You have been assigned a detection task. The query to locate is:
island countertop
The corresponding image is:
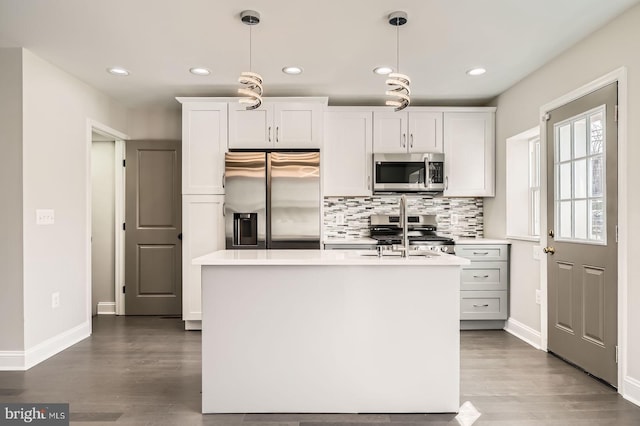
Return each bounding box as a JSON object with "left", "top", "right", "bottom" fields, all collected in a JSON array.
[{"left": 193, "top": 249, "right": 470, "bottom": 266}]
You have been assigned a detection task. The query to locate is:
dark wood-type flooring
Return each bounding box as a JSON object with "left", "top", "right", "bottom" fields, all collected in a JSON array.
[{"left": 1, "top": 316, "right": 639, "bottom": 425}]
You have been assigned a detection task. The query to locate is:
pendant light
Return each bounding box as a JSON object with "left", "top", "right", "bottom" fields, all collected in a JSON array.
[
  {"left": 385, "top": 11, "right": 411, "bottom": 112},
  {"left": 238, "top": 10, "right": 263, "bottom": 110}
]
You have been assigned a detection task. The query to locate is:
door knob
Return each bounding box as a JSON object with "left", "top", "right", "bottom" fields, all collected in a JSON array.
[{"left": 543, "top": 246, "right": 555, "bottom": 254}]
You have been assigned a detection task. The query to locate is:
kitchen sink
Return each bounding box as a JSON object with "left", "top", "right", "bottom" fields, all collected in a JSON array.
[{"left": 357, "top": 250, "right": 441, "bottom": 258}]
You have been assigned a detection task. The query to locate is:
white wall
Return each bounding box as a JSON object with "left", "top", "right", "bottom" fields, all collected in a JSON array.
[
  {"left": 91, "top": 141, "right": 116, "bottom": 316},
  {"left": 127, "top": 106, "right": 180, "bottom": 140},
  {"left": 21, "top": 49, "right": 128, "bottom": 353},
  {"left": 485, "top": 3, "right": 640, "bottom": 399},
  {"left": 0, "top": 48, "right": 25, "bottom": 352}
]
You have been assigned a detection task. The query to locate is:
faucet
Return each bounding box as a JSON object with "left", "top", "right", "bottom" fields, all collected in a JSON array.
[{"left": 398, "top": 194, "right": 409, "bottom": 257}]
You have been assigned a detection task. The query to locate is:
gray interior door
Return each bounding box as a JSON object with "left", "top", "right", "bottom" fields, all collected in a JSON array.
[
  {"left": 125, "top": 140, "right": 182, "bottom": 315},
  {"left": 546, "top": 83, "right": 618, "bottom": 386}
]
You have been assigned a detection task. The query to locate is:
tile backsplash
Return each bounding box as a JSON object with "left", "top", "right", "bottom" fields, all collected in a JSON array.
[{"left": 324, "top": 196, "right": 483, "bottom": 240}]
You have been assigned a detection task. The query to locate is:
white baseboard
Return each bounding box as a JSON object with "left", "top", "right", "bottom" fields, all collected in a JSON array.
[
  {"left": 97, "top": 302, "right": 116, "bottom": 315},
  {"left": 0, "top": 351, "right": 26, "bottom": 370},
  {"left": 623, "top": 376, "right": 640, "bottom": 407},
  {"left": 0, "top": 321, "right": 92, "bottom": 371},
  {"left": 504, "top": 317, "right": 542, "bottom": 350},
  {"left": 185, "top": 320, "right": 201, "bottom": 331}
]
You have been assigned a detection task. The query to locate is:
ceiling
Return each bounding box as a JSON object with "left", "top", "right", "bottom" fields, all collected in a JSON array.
[{"left": 1, "top": 0, "right": 638, "bottom": 110}]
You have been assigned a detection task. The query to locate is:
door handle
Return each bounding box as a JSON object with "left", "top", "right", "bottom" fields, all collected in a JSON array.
[
  {"left": 276, "top": 126, "right": 279, "bottom": 143},
  {"left": 410, "top": 133, "right": 414, "bottom": 149},
  {"left": 268, "top": 126, "right": 272, "bottom": 142},
  {"left": 178, "top": 233, "right": 182, "bottom": 241},
  {"left": 402, "top": 133, "right": 406, "bottom": 148},
  {"left": 222, "top": 172, "right": 225, "bottom": 189},
  {"left": 445, "top": 176, "right": 448, "bottom": 190},
  {"left": 543, "top": 246, "right": 555, "bottom": 255}
]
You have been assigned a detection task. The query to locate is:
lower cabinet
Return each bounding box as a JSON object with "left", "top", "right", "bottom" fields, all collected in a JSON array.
[
  {"left": 182, "top": 195, "right": 225, "bottom": 330},
  {"left": 456, "top": 244, "right": 509, "bottom": 329}
]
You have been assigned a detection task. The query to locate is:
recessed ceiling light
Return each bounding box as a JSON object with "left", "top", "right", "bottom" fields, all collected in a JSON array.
[
  {"left": 282, "top": 66, "right": 303, "bottom": 75},
  {"left": 190, "top": 67, "right": 211, "bottom": 76},
  {"left": 466, "top": 67, "right": 486, "bottom": 76},
  {"left": 107, "top": 67, "right": 130, "bottom": 76},
  {"left": 373, "top": 66, "right": 393, "bottom": 75}
]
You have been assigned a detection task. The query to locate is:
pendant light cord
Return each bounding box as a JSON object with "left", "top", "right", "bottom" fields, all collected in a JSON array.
[
  {"left": 396, "top": 22, "right": 400, "bottom": 73},
  {"left": 249, "top": 24, "right": 253, "bottom": 72}
]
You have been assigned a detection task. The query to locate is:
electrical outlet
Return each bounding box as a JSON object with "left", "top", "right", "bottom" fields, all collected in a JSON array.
[
  {"left": 36, "top": 209, "right": 55, "bottom": 225},
  {"left": 336, "top": 213, "right": 345, "bottom": 225},
  {"left": 52, "top": 292, "right": 60, "bottom": 309},
  {"left": 535, "top": 289, "right": 541, "bottom": 305},
  {"left": 450, "top": 214, "right": 459, "bottom": 225}
]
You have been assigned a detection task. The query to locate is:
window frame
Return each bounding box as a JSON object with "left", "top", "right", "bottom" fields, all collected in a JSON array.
[{"left": 506, "top": 126, "right": 541, "bottom": 242}]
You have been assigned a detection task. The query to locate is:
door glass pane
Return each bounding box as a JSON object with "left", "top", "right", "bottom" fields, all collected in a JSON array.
[
  {"left": 560, "top": 163, "right": 572, "bottom": 200},
  {"left": 553, "top": 104, "right": 606, "bottom": 245},
  {"left": 589, "top": 199, "right": 604, "bottom": 241},
  {"left": 559, "top": 124, "right": 572, "bottom": 162},
  {"left": 574, "top": 118, "right": 587, "bottom": 158},
  {"left": 574, "top": 200, "right": 587, "bottom": 239},
  {"left": 574, "top": 159, "right": 587, "bottom": 198},
  {"left": 590, "top": 112, "right": 604, "bottom": 154},
  {"left": 560, "top": 201, "right": 572, "bottom": 239},
  {"left": 589, "top": 156, "right": 604, "bottom": 197}
]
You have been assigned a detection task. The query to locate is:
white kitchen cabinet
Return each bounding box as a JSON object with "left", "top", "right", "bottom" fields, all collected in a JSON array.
[
  {"left": 323, "top": 110, "right": 373, "bottom": 196},
  {"left": 228, "top": 101, "right": 324, "bottom": 149},
  {"left": 182, "top": 195, "right": 225, "bottom": 330},
  {"left": 456, "top": 243, "right": 509, "bottom": 330},
  {"left": 373, "top": 110, "right": 443, "bottom": 153},
  {"left": 443, "top": 110, "right": 495, "bottom": 197},
  {"left": 180, "top": 101, "right": 227, "bottom": 194}
]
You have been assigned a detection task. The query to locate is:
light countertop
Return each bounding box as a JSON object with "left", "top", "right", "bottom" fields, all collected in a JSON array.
[
  {"left": 194, "top": 249, "right": 470, "bottom": 266},
  {"left": 455, "top": 238, "right": 511, "bottom": 245}
]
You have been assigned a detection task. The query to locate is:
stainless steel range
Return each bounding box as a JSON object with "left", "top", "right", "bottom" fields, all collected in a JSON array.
[{"left": 369, "top": 214, "right": 455, "bottom": 254}]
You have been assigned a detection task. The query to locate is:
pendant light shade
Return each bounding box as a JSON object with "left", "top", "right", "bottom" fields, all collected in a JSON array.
[
  {"left": 238, "top": 10, "right": 263, "bottom": 110},
  {"left": 385, "top": 11, "right": 410, "bottom": 112}
]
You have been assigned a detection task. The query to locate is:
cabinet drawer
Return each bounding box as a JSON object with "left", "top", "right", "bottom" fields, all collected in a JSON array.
[
  {"left": 460, "top": 262, "right": 507, "bottom": 291},
  {"left": 456, "top": 245, "right": 508, "bottom": 261},
  {"left": 460, "top": 291, "right": 507, "bottom": 320}
]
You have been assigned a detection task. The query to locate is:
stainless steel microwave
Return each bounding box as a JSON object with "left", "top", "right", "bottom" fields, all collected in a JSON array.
[{"left": 373, "top": 153, "right": 445, "bottom": 193}]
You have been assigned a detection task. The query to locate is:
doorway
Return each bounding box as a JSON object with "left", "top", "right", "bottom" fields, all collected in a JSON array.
[
  {"left": 89, "top": 123, "right": 126, "bottom": 316},
  {"left": 545, "top": 83, "right": 618, "bottom": 386}
]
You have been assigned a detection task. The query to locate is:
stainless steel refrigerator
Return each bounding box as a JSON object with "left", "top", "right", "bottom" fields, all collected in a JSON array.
[{"left": 224, "top": 151, "right": 321, "bottom": 249}]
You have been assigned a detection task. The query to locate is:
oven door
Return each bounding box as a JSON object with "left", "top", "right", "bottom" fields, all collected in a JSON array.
[{"left": 373, "top": 153, "right": 427, "bottom": 193}]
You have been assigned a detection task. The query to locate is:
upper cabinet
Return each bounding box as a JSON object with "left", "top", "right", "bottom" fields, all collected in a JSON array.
[
  {"left": 179, "top": 101, "right": 228, "bottom": 195},
  {"left": 229, "top": 100, "right": 325, "bottom": 149},
  {"left": 323, "top": 109, "right": 373, "bottom": 196},
  {"left": 443, "top": 110, "right": 495, "bottom": 197},
  {"left": 373, "top": 110, "right": 443, "bottom": 153}
]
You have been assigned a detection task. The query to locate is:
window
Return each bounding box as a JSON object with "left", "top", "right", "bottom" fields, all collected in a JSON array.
[
  {"left": 553, "top": 106, "right": 606, "bottom": 244},
  {"left": 506, "top": 127, "right": 541, "bottom": 241}
]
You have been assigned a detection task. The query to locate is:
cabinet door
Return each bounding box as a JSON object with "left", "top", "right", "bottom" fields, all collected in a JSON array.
[
  {"left": 228, "top": 103, "right": 274, "bottom": 149},
  {"left": 274, "top": 102, "right": 323, "bottom": 148},
  {"left": 182, "top": 102, "right": 227, "bottom": 194},
  {"left": 373, "top": 111, "right": 408, "bottom": 153},
  {"left": 408, "top": 111, "right": 443, "bottom": 153},
  {"left": 443, "top": 111, "right": 495, "bottom": 197},
  {"left": 323, "top": 111, "right": 373, "bottom": 196},
  {"left": 182, "top": 195, "right": 224, "bottom": 322}
]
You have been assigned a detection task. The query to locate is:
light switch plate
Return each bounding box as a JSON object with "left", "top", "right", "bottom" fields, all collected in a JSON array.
[
  {"left": 335, "top": 213, "right": 345, "bottom": 225},
  {"left": 451, "top": 214, "right": 459, "bottom": 225},
  {"left": 36, "top": 209, "right": 55, "bottom": 225},
  {"left": 532, "top": 245, "right": 542, "bottom": 260}
]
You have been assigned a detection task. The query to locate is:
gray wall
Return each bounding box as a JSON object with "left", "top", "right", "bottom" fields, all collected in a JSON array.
[
  {"left": 0, "top": 48, "right": 24, "bottom": 351},
  {"left": 91, "top": 141, "right": 116, "bottom": 315},
  {"left": 485, "top": 3, "right": 640, "bottom": 388},
  {"left": 21, "top": 48, "right": 128, "bottom": 350}
]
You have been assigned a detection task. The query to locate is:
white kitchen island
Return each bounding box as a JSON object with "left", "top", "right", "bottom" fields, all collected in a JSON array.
[{"left": 194, "top": 249, "right": 470, "bottom": 414}]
